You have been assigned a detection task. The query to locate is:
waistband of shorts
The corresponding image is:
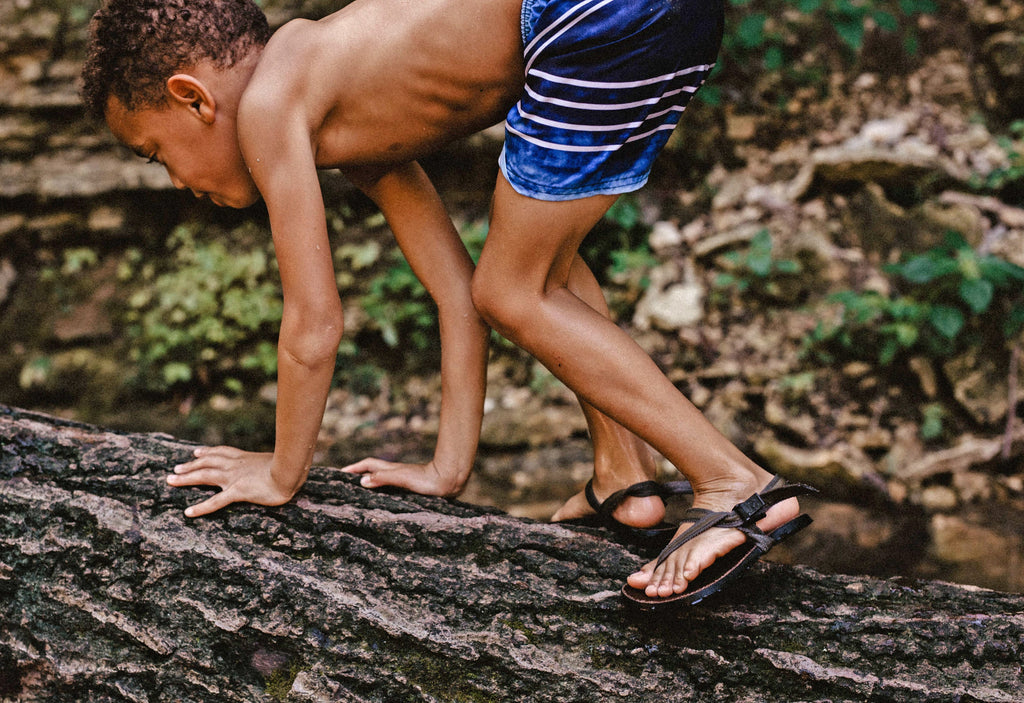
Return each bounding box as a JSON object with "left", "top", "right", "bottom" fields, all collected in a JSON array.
[{"left": 520, "top": 0, "right": 540, "bottom": 46}]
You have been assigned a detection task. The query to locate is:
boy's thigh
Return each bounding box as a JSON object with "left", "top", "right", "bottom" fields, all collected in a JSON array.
[{"left": 481, "top": 174, "right": 618, "bottom": 289}]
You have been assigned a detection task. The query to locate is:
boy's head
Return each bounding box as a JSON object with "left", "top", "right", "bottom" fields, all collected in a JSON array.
[
  {"left": 81, "top": 0, "right": 270, "bottom": 120},
  {"left": 82, "top": 0, "right": 271, "bottom": 209}
]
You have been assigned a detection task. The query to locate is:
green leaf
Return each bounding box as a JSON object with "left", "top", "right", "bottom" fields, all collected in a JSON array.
[
  {"left": 1005, "top": 306, "right": 1024, "bottom": 338},
  {"left": 879, "top": 339, "right": 899, "bottom": 365},
  {"left": 746, "top": 249, "right": 773, "bottom": 277},
  {"left": 873, "top": 10, "right": 899, "bottom": 31},
  {"left": 223, "top": 377, "right": 244, "bottom": 394},
  {"left": 899, "top": 0, "right": 936, "bottom": 15},
  {"left": 956, "top": 248, "right": 982, "bottom": 279},
  {"left": 162, "top": 362, "right": 193, "bottom": 386},
  {"left": 959, "top": 278, "right": 994, "bottom": 313},
  {"left": 980, "top": 256, "right": 1024, "bottom": 285},
  {"left": 736, "top": 13, "right": 767, "bottom": 49},
  {"left": 764, "top": 45, "right": 784, "bottom": 71},
  {"left": 920, "top": 403, "right": 945, "bottom": 440},
  {"left": 604, "top": 196, "right": 641, "bottom": 230},
  {"left": 834, "top": 18, "right": 865, "bottom": 50},
  {"left": 903, "top": 33, "right": 919, "bottom": 56},
  {"left": 898, "top": 255, "right": 941, "bottom": 283},
  {"left": 943, "top": 230, "right": 971, "bottom": 252},
  {"left": 893, "top": 322, "right": 919, "bottom": 348},
  {"left": 929, "top": 305, "right": 964, "bottom": 339}
]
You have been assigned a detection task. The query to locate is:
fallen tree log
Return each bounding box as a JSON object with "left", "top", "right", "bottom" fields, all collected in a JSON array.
[{"left": 1, "top": 404, "right": 1022, "bottom": 703}]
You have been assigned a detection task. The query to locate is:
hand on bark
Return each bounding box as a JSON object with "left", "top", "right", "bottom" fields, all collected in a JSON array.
[
  {"left": 341, "top": 457, "right": 468, "bottom": 497},
  {"left": 168, "top": 446, "right": 300, "bottom": 517}
]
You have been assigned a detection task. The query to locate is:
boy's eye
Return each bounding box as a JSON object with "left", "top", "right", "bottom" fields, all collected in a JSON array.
[{"left": 147, "top": 155, "right": 159, "bottom": 165}]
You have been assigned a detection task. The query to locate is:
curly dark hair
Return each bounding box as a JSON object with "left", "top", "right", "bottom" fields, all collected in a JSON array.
[{"left": 80, "top": 0, "right": 271, "bottom": 119}]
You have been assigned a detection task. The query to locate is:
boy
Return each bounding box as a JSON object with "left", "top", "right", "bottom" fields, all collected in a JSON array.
[{"left": 82, "top": 0, "right": 813, "bottom": 607}]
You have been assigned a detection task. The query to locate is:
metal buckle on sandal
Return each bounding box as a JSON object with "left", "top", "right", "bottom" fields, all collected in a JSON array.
[{"left": 733, "top": 493, "right": 768, "bottom": 522}]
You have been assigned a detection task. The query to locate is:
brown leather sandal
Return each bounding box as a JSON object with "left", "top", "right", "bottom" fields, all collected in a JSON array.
[{"left": 621, "top": 476, "right": 816, "bottom": 607}]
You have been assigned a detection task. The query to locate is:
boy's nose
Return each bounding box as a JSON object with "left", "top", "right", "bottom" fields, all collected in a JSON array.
[{"left": 168, "top": 172, "right": 187, "bottom": 190}]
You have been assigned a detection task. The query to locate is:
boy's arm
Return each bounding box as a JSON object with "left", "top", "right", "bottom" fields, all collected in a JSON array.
[
  {"left": 342, "top": 161, "right": 489, "bottom": 494},
  {"left": 169, "top": 111, "right": 343, "bottom": 517}
]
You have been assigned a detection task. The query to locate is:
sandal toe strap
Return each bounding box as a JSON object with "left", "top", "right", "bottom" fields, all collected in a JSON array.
[
  {"left": 653, "top": 508, "right": 739, "bottom": 569},
  {"left": 652, "top": 476, "right": 818, "bottom": 568}
]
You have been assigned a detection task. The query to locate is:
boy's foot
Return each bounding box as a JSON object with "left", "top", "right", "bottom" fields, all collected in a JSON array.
[
  {"left": 553, "top": 478, "right": 692, "bottom": 543},
  {"left": 624, "top": 474, "right": 810, "bottom": 601},
  {"left": 551, "top": 475, "right": 668, "bottom": 530}
]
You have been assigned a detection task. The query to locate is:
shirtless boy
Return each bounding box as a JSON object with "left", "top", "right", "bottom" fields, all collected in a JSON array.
[{"left": 82, "top": 0, "right": 813, "bottom": 606}]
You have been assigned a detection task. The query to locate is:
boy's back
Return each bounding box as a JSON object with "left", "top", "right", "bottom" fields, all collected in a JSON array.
[{"left": 248, "top": 0, "right": 525, "bottom": 170}]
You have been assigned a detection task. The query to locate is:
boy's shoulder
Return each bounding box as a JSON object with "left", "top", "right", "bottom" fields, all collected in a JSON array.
[
  {"left": 237, "top": 18, "right": 335, "bottom": 137},
  {"left": 246, "top": 19, "right": 317, "bottom": 98}
]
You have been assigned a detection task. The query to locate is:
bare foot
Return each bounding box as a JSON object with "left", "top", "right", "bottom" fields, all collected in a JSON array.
[
  {"left": 341, "top": 457, "right": 467, "bottom": 497},
  {"left": 625, "top": 476, "right": 801, "bottom": 599}
]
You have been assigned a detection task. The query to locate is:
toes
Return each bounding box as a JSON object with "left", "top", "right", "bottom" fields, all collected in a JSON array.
[
  {"left": 642, "top": 559, "right": 687, "bottom": 598},
  {"left": 626, "top": 563, "right": 654, "bottom": 589}
]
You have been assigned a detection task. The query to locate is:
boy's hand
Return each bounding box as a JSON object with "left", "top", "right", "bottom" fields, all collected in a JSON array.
[
  {"left": 168, "top": 447, "right": 298, "bottom": 518},
  {"left": 341, "top": 457, "right": 468, "bottom": 497}
]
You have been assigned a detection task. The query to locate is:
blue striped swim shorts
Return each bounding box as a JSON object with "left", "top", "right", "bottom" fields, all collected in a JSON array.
[{"left": 500, "top": 0, "right": 724, "bottom": 201}]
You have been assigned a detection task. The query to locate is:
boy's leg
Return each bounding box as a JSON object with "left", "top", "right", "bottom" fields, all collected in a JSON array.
[
  {"left": 558, "top": 254, "right": 664, "bottom": 528},
  {"left": 473, "top": 175, "right": 801, "bottom": 597}
]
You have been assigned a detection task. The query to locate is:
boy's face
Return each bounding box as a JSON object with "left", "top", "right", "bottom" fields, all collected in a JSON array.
[{"left": 105, "top": 95, "right": 260, "bottom": 209}]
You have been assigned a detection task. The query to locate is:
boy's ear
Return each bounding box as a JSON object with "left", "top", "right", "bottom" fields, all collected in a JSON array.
[{"left": 165, "top": 74, "right": 216, "bottom": 123}]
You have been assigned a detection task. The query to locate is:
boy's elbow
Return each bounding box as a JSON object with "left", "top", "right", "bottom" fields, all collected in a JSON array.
[{"left": 280, "top": 311, "right": 344, "bottom": 369}]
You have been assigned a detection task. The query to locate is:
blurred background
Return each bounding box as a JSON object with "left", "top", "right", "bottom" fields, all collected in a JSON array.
[{"left": 1, "top": 0, "right": 1022, "bottom": 592}]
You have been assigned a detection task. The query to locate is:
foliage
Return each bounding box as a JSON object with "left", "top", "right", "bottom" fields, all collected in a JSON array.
[
  {"left": 713, "top": 229, "right": 802, "bottom": 298},
  {"left": 704, "top": 0, "right": 937, "bottom": 107},
  {"left": 920, "top": 402, "right": 947, "bottom": 440},
  {"left": 123, "top": 223, "right": 283, "bottom": 392},
  {"left": 360, "top": 249, "right": 437, "bottom": 350},
  {"left": 806, "top": 232, "right": 1024, "bottom": 367},
  {"left": 358, "top": 203, "right": 657, "bottom": 355},
  {"left": 583, "top": 195, "right": 657, "bottom": 286},
  {"left": 972, "top": 120, "right": 1024, "bottom": 200}
]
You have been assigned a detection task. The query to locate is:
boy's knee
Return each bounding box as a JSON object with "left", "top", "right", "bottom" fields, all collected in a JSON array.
[
  {"left": 470, "top": 270, "right": 502, "bottom": 325},
  {"left": 471, "top": 269, "right": 526, "bottom": 334}
]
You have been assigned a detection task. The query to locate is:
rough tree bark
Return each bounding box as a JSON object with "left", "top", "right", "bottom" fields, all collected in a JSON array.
[{"left": 1, "top": 404, "right": 1022, "bottom": 703}]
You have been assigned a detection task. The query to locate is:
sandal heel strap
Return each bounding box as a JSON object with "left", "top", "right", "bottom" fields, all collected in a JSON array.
[{"left": 588, "top": 479, "right": 694, "bottom": 517}]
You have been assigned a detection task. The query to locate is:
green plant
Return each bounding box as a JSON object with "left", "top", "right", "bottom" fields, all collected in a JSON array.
[
  {"left": 973, "top": 120, "right": 1024, "bottom": 197},
  {"left": 920, "top": 402, "right": 947, "bottom": 440},
  {"left": 123, "top": 223, "right": 284, "bottom": 392},
  {"left": 264, "top": 661, "right": 302, "bottom": 701},
  {"left": 360, "top": 250, "right": 435, "bottom": 350},
  {"left": 357, "top": 219, "right": 495, "bottom": 354},
  {"left": 60, "top": 247, "right": 100, "bottom": 275},
  {"left": 714, "top": 229, "right": 802, "bottom": 297},
  {"left": 807, "top": 232, "right": 1024, "bottom": 367},
  {"left": 580, "top": 196, "right": 654, "bottom": 285},
  {"left": 712, "top": 0, "right": 937, "bottom": 107}
]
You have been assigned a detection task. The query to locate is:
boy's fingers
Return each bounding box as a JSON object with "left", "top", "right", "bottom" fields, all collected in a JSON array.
[
  {"left": 340, "top": 457, "right": 388, "bottom": 473},
  {"left": 184, "top": 490, "right": 234, "bottom": 518},
  {"left": 167, "top": 468, "right": 222, "bottom": 488},
  {"left": 174, "top": 447, "right": 243, "bottom": 473},
  {"left": 173, "top": 458, "right": 213, "bottom": 474},
  {"left": 195, "top": 445, "right": 244, "bottom": 459}
]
